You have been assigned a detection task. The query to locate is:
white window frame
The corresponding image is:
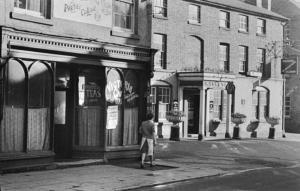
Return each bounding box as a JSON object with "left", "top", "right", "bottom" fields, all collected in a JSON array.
[
  {"left": 257, "top": 18, "right": 266, "bottom": 35},
  {"left": 239, "top": 46, "right": 248, "bottom": 73},
  {"left": 153, "top": 33, "right": 167, "bottom": 69},
  {"left": 219, "top": 11, "right": 230, "bottom": 28},
  {"left": 219, "top": 43, "right": 229, "bottom": 72},
  {"left": 239, "top": 15, "right": 248, "bottom": 32},
  {"left": 153, "top": 0, "right": 167, "bottom": 17},
  {"left": 256, "top": 48, "right": 265, "bottom": 73},
  {"left": 14, "top": 0, "right": 48, "bottom": 18},
  {"left": 188, "top": 4, "right": 201, "bottom": 23},
  {"left": 113, "top": 0, "right": 135, "bottom": 32}
]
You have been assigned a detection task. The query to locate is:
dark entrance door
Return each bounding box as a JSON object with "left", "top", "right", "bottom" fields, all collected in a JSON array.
[
  {"left": 184, "top": 89, "right": 200, "bottom": 135},
  {"left": 54, "top": 65, "right": 72, "bottom": 158}
]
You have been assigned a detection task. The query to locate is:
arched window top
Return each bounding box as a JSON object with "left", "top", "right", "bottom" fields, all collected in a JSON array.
[
  {"left": 253, "top": 86, "right": 269, "bottom": 92},
  {"left": 106, "top": 68, "right": 123, "bottom": 105},
  {"left": 151, "top": 80, "right": 171, "bottom": 87}
]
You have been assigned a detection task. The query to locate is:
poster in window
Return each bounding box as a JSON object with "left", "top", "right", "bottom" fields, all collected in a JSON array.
[{"left": 106, "top": 105, "right": 118, "bottom": 129}]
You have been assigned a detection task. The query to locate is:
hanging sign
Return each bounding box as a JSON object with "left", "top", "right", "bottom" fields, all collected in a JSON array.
[{"left": 282, "top": 56, "right": 298, "bottom": 74}]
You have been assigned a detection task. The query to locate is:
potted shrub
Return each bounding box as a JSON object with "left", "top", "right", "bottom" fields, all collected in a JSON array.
[
  {"left": 266, "top": 116, "right": 280, "bottom": 139},
  {"left": 246, "top": 119, "right": 259, "bottom": 138},
  {"left": 166, "top": 110, "right": 184, "bottom": 141},
  {"left": 231, "top": 113, "right": 246, "bottom": 139},
  {"left": 209, "top": 118, "right": 221, "bottom": 136}
]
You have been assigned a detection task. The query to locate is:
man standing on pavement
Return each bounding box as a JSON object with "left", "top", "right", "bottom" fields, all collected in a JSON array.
[{"left": 139, "top": 112, "right": 156, "bottom": 168}]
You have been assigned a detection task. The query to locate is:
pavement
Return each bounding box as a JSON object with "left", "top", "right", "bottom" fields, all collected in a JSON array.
[{"left": 0, "top": 133, "right": 300, "bottom": 191}]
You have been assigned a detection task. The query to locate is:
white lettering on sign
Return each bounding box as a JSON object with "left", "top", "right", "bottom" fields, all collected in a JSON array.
[
  {"left": 54, "top": 0, "right": 112, "bottom": 27},
  {"left": 106, "top": 80, "right": 122, "bottom": 104},
  {"left": 204, "top": 81, "right": 227, "bottom": 88}
]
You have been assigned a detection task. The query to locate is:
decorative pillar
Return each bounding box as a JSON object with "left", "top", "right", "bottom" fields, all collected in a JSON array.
[
  {"left": 198, "top": 88, "right": 206, "bottom": 140},
  {"left": 225, "top": 82, "right": 235, "bottom": 138},
  {"left": 178, "top": 86, "right": 186, "bottom": 138},
  {"left": 225, "top": 93, "right": 231, "bottom": 138}
]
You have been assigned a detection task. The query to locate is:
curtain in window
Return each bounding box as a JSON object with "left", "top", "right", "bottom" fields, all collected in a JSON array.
[
  {"left": 1, "top": 60, "right": 26, "bottom": 152},
  {"left": 123, "top": 70, "right": 139, "bottom": 145},
  {"left": 75, "top": 68, "right": 104, "bottom": 147},
  {"left": 106, "top": 69, "right": 123, "bottom": 146},
  {"left": 27, "top": 62, "right": 51, "bottom": 151}
]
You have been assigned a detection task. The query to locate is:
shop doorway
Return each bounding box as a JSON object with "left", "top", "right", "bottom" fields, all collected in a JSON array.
[
  {"left": 54, "top": 65, "right": 71, "bottom": 158},
  {"left": 183, "top": 89, "right": 200, "bottom": 136}
]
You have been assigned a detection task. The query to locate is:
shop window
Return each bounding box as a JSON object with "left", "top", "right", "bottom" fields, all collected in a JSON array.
[
  {"left": 219, "top": 43, "right": 230, "bottom": 72},
  {"left": 285, "top": 96, "right": 291, "bottom": 118},
  {"left": 153, "top": 33, "right": 167, "bottom": 69},
  {"left": 209, "top": 90, "right": 228, "bottom": 121},
  {"left": 188, "top": 5, "right": 201, "bottom": 24},
  {"left": 76, "top": 67, "right": 105, "bottom": 147},
  {"left": 1, "top": 60, "right": 26, "bottom": 152},
  {"left": 153, "top": 0, "right": 167, "bottom": 17},
  {"left": 219, "top": 11, "right": 230, "bottom": 28},
  {"left": 252, "top": 88, "right": 269, "bottom": 120},
  {"left": 239, "top": 46, "right": 248, "bottom": 74},
  {"left": 123, "top": 70, "right": 139, "bottom": 145},
  {"left": 106, "top": 69, "right": 141, "bottom": 146},
  {"left": 27, "top": 61, "right": 51, "bottom": 151},
  {"left": 106, "top": 69, "right": 123, "bottom": 146},
  {"left": 239, "top": 15, "right": 248, "bottom": 32},
  {"left": 113, "top": 0, "right": 134, "bottom": 31},
  {"left": 14, "top": 0, "right": 49, "bottom": 18}
]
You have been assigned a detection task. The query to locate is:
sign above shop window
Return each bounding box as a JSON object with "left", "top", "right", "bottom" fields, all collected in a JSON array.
[
  {"left": 204, "top": 81, "right": 227, "bottom": 89},
  {"left": 54, "top": 0, "right": 112, "bottom": 27}
]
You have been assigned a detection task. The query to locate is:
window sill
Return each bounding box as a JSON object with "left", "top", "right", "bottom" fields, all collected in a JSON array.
[
  {"left": 238, "top": 30, "right": 249, "bottom": 34},
  {"left": 187, "top": 20, "right": 201, "bottom": 26},
  {"left": 111, "top": 29, "right": 140, "bottom": 40},
  {"left": 256, "top": 33, "right": 266, "bottom": 37},
  {"left": 11, "top": 12, "right": 53, "bottom": 26},
  {"left": 153, "top": 14, "right": 168, "bottom": 20},
  {"left": 219, "top": 26, "right": 230, "bottom": 31}
]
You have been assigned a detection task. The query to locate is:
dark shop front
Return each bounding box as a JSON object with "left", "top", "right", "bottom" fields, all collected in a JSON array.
[{"left": 0, "top": 28, "right": 153, "bottom": 169}]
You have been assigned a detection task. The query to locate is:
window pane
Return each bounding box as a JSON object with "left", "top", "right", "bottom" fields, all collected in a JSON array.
[
  {"left": 76, "top": 67, "right": 105, "bottom": 147},
  {"left": 2, "top": 60, "right": 26, "bottom": 152},
  {"left": 114, "top": 0, "right": 133, "bottom": 30},
  {"left": 154, "top": 0, "right": 167, "bottom": 17},
  {"left": 153, "top": 34, "right": 167, "bottom": 69},
  {"left": 106, "top": 69, "right": 123, "bottom": 146},
  {"left": 189, "top": 5, "right": 200, "bottom": 22},
  {"left": 124, "top": 70, "right": 139, "bottom": 145},
  {"left": 27, "top": 61, "right": 51, "bottom": 151}
]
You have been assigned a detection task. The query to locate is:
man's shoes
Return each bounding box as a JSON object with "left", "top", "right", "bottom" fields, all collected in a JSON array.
[{"left": 140, "top": 163, "right": 145, "bottom": 169}]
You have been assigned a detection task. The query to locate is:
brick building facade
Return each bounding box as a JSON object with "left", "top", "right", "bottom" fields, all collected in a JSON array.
[{"left": 150, "top": 0, "right": 287, "bottom": 140}]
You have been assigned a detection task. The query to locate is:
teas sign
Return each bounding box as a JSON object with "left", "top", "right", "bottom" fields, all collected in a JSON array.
[
  {"left": 54, "top": 0, "right": 112, "bottom": 27},
  {"left": 78, "top": 77, "right": 102, "bottom": 106}
]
